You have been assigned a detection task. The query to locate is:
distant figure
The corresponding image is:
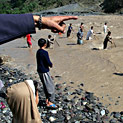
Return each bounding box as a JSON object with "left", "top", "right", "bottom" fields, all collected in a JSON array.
[
  {"left": 67, "top": 23, "right": 73, "bottom": 38},
  {"left": 26, "top": 34, "right": 34, "bottom": 48},
  {"left": 79, "top": 22, "right": 84, "bottom": 32},
  {"left": 77, "top": 28, "right": 84, "bottom": 45},
  {"left": 46, "top": 35, "right": 54, "bottom": 49},
  {"left": 103, "top": 22, "right": 109, "bottom": 34},
  {"left": 86, "top": 26, "right": 94, "bottom": 40},
  {"left": 58, "top": 32, "right": 62, "bottom": 37},
  {"left": 103, "top": 31, "right": 113, "bottom": 49}
]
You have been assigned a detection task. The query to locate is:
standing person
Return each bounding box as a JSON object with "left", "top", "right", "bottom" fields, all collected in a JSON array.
[
  {"left": 6, "top": 80, "right": 42, "bottom": 123},
  {"left": 86, "top": 26, "right": 94, "bottom": 40},
  {"left": 36, "top": 38, "right": 57, "bottom": 109},
  {"left": 79, "top": 22, "right": 84, "bottom": 32},
  {"left": 26, "top": 34, "right": 32, "bottom": 48},
  {"left": 103, "top": 31, "right": 114, "bottom": 49},
  {"left": 46, "top": 35, "right": 54, "bottom": 49},
  {"left": 77, "top": 28, "right": 84, "bottom": 45},
  {"left": 67, "top": 23, "right": 73, "bottom": 38},
  {"left": 103, "top": 22, "right": 108, "bottom": 34}
]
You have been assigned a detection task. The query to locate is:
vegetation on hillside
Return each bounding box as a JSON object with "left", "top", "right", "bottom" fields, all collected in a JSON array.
[
  {"left": 0, "top": 0, "right": 122, "bottom": 14},
  {"left": 101, "top": 0, "right": 123, "bottom": 13}
]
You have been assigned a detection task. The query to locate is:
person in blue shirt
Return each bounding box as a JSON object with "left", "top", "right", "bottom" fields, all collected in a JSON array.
[
  {"left": 77, "top": 28, "right": 84, "bottom": 45},
  {"left": 36, "top": 38, "right": 57, "bottom": 109}
]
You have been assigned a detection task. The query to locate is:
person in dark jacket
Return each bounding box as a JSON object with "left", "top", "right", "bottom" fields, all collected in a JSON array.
[
  {"left": 0, "top": 14, "right": 78, "bottom": 45},
  {"left": 103, "top": 31, "right": 113, "bottom": 49},
  {"left": 36, "top": 38, "right": 57, "bottom": 109},
  {"left": 67, "top": 23, "right": 74, "bottom": 37}
]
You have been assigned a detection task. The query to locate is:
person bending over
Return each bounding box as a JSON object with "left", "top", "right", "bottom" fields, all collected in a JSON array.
[
  {"left": 6, "top": 80, "right": 42, "bottom": 123},
  {"left": 46, "top": 35, "right": 54, "bottom": 49},
  {"left": 103, "top": 31, "right": 113, "bottom": 49}
]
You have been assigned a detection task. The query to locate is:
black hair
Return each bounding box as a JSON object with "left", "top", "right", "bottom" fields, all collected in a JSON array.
[
  {"left": 91, "top": 26, "right": 93, "bottom": 29},
  {"left": 81, "top": 22, "right": 84, "bottom": 25},
  {"left": 38, "top": 38, "right": 46, "bottom": 47},
  {"left": 48, "top": 35, "right": 52, "bottom": 39},
  {"left": 108, "top": 31, "right": 111, "bottom": 35}
]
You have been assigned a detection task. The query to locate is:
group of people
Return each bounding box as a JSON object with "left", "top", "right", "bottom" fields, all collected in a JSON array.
[
  {"left": 0, "top": 14, "right": 78, "bottom": 123},
  {"left": 0, "top": 14, "right": 117, "bottom": 123},
  {"left": 66, "top": 22, "right": 115, "bottom": 49}
]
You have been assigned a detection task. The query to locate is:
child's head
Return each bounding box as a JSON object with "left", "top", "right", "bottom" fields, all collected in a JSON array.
[
  {"left": 38, "top": 38, "right": 46, "bottom": 48},
  {"left": 81, "top": 22, "right": 84, "bottom": 25},
  {"left": 91, "top": 26, "right": 93, "bottom": 29},
  {"left": 48, "top": 35, "right": 52, "bottom": 39},
  {"left": 108, "top": 31, "right": 111, "bottom": 36}
]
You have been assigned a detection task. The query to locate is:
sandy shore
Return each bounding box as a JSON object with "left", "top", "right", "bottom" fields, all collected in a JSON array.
[{"left": 0, "top": 15, "right": 123, "bottom": 112}]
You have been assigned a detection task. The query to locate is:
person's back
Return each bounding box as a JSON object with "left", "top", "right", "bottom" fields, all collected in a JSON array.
[
  {"left": 86, "top": 27, "right": 93, "bottom": 40},
  {"left": 36, "top": 47, "right": 52, "bottom": 73},
  {"left": 103, "top": 23, "right": 107, "bottom": 34},
  {"left": 103, "top": 31, "right": 112, "bottom": 49},
  {"left": 37, "top": 38, "right": 57, "bottom": 109}
]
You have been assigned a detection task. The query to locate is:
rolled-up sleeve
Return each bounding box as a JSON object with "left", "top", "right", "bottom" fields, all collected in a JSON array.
[{"left": 0, "top": 14, "right": 36, "bottom": 45}]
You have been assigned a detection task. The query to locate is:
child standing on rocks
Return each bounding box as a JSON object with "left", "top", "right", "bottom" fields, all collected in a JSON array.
[{"left": 36, "top": 38, "right": 57, "bottom": 109}]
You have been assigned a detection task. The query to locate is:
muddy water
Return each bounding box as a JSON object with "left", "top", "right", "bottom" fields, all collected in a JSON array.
[{"left": 0, "top": 15, "right": 123, "bottom": 112}]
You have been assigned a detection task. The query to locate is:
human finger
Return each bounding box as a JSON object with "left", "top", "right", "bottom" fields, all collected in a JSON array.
[
  {"left": 60, "top": 16, "right": 78, "bottom": 21},
  {"left": 51, "top": 21, "right": 66, "bottom": 33}
]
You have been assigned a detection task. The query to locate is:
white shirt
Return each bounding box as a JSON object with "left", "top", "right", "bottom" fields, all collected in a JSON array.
[
  {"left": 26, "top": 80, "right": 35, "bottom": 99},
  {"left": 86, "top": 29, "right": 93, "bottom": 40},
  {"left": 103, "top": 25, "right": 107, "bottom": 33}
]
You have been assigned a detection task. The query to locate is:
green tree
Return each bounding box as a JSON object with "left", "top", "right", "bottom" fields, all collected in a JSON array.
[{"left": 102, "top": 0, "right": 123, "bottom": 13}]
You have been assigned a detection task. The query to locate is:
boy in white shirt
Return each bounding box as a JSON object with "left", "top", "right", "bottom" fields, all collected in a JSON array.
[{"left": 86, "top": 26, "right": 94, "bottom": 40}]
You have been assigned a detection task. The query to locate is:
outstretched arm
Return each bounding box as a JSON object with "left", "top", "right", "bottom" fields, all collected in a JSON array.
[
  {"left": 33, "top": 15, "right": 78, "bottom": 33},
  {"left": 0, "top": 14, "right": 78, "bottom": 45}
]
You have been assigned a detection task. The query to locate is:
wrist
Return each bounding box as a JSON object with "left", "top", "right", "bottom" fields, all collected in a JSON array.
[{"left": 33, "top": 15, "right": 42, "bottom": 30}]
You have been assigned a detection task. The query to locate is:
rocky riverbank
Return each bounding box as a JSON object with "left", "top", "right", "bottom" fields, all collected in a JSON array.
[
  {"left": 0, "top": 15, "right": 123, "bottom": 122},
  {"left": 0, "top": 62, "right": 123, "bottom": 122}
]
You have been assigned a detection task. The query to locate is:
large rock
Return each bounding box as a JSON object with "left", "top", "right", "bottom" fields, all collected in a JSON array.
[{"left": 0, "top": 55, "right": 13, "bottom": 65}]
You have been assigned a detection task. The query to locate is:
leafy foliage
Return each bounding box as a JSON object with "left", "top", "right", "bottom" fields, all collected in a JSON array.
[
  {"left": 0, "top": 0, "right": 122, "bottom": 14},
  {"left": 101, "top": 0, "right": 123, "bottom": 13}
]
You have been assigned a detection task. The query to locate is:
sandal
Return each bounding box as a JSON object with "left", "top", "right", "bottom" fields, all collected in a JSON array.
[{"left": 46, "top": 104, "right": 58, "bottom": 109}]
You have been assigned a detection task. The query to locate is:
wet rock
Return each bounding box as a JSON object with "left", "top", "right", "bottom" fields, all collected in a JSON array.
[
  {"left": 49, "top": 116, "right": 56, "bottom": 122},
  {"left": 120, "top": 111, "right": 123, "bottom": 115},
  {"left": 0, "top": 64, "right": 122, "bottom": 123},
  {"left": 55, "top": 84, "right": 62, "bottom": 90},
  {"left": 50, "top": 110, "right": 57, "bottom": 114},
  {"left": 115, "top": 100, "right": 119, "bottom": 105},
  {"left": 113, "top": 112, "right": 121, "bottom": 118},
  {"left": 80, "top": 83, "right": 84, "bottom": 87},
  {"left": 70, "top": 81, "right": 74, "bottom": 84},
  {"left": 100, "top": 109, "right": 106, "bottom": 116},
  {"left": 0, "top": 55, "right": 13, "bottom": 65},
  {"left": 110, "top": 119, "right": 117, "bottom": 123}
]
